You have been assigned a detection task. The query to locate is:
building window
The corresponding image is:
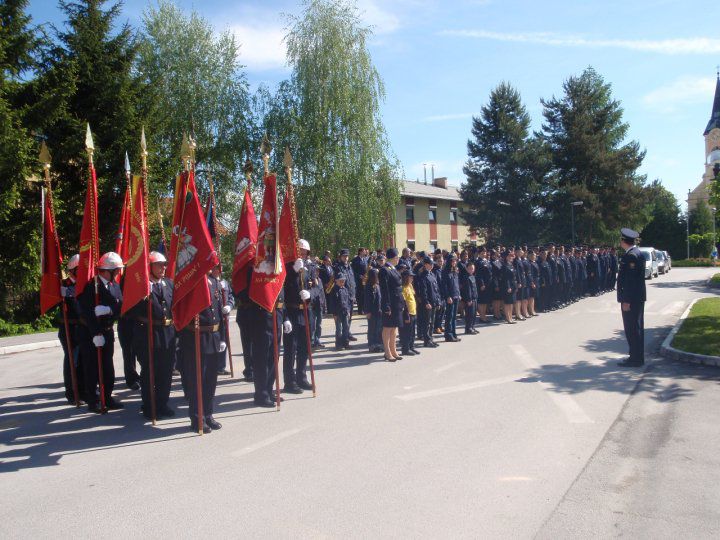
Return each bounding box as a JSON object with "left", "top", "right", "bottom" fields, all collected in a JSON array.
[
  {"left": 405, "top": 206, "right": 414, "bottom": 222},
  {"left": 450, "top": 208, "right": 457, "bottom": 223},
  {"left": 451, "top": 241, "right": 458, "bottom": 253},
  {"left": 429, "top": 241, "right": 437, "bottom": 252},
  {"left": 428, "top": 199, "right": 437, "bottom": 222},
  {"left": 407, "top": 240, "right": 415, "bottom": 251}
]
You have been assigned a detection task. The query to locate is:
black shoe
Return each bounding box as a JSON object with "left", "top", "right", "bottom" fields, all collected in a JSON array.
[
  {"left": 402, "top": 350, "right": 416, "bottom": 356},
  {"left": 348, "top": 335, "right": 358, "bottom": 341},
  {"left": 270, "top": 393, "right": 285, "bottom": 403},
  {"left": 617, "top": 359, "right": 644, "bottom": 367},
  {"left": 254, "top": 398, "right": 276, "bottom": 408},
  {"left": 217, "top": 369, "right": 230, "bottom": 376},
  {"left": 106, "top": 398, "right": 124, "bottom": 410},
  {"left": 206, "top": 417, "right": 222, "bottom": 430},
  {"left": 298, "top": 379, "right": 314, "bottom": 391},
  {"left": 424, "top": 341, "right": 434, "bottom": 348},
  {"left": 431, "top": 341, "right": 440, "bottom": 347},
  {"left": 283, "top": 385, "right": 303, "bottom": 395},
  {"left": 410, "top": 348, "right": 421, "bottom": 354},
  {"left": 87, "top": 403, "right": 103, "bottom": 414},
  {"left": 158, "top": 407, "right": 175, "bottom": 418},
  {"left": 190, "top": 420, "right": 212, "bottom": 434},
  {"left": 314, "top": 343, "right": 326, "bottom": 349},
  {"left": 343, "top": 345, "right": 352, "bottom": 350},
  {"left": 243, "top": 374, "right": 254, "bottom": 382},
  {"left": 127, "top": 380, "right": 140, "bottom": 391}
]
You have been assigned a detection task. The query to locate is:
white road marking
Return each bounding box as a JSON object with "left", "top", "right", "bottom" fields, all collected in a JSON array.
[
  {"left": 660, "top": 300, "right": 686, "bottom": 316},
  {"left": 509, "top": 344, "right": 593, "bottom": 424},
  {"left": 231, "top": 427, "right": 305, "bottom": 457},
  {"left": 395, "top": 375, "right": 520, "bottom": 401},
  {"left": 434, "top": 361, "right": 462, "bottom": 374}
]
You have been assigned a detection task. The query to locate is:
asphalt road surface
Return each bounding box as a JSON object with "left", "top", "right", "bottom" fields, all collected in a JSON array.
[{"left": 1, "top": 268, "right": 719, "bottom": 539}]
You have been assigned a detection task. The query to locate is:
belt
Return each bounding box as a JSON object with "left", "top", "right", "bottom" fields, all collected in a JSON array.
[
  {"left": 137, "top": 316, "right": 174, "bottom": 327},
  {"left": 286, "top": 303, "right": 304, "bottom": 309},
  {"left": 182, "top": 323, "right": 220, "bottom": 333}
]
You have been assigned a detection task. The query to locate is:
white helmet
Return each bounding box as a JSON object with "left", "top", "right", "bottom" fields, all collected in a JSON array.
[
  {"left": 97, "top": 252, "right": 124, "bottom": 270},
  {"left": 67, "top": 254, "right": 80, "bottom": 271},
  {"left": 149, "top": 251, "right": 167, "bottom": 264},
  {"left": 298, "top": 239, "right": 310, "bottom": 251}
]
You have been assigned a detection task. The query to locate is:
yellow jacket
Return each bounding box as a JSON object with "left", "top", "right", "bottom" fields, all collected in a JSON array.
[{"left": 402, "top": 284, "right": 417, "bottom": 316}]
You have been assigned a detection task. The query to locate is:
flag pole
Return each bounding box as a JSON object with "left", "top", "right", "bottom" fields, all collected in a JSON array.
[
  {"left": 141, "top": 130, "right": 157, "bottom": 426},
  {"left": 262, "top": 134, "right": 281, "bottom": 411},
  {"left": 284, "top": 148, "right": 316, "bottom": 397},
  {"left": 183, "top": 135, "right": 204, "bottom": 434},
  {"left": 41, "top": 143, "right": 80, "bottom": 407},
  {"left": 86, "top": 125, "right": 107, "bottom": 414}
]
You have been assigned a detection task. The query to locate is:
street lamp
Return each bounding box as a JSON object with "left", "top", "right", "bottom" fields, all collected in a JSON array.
[{"left": 571, "top": 201, "right": 583, "bottom": 246}]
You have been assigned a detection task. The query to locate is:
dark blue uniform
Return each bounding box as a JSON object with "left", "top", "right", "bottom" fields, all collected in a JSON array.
[
  {"left": 282, "top": 262, "right": 311, "bottom": 391},
  {"left": 330, "top": 282, "right": 352, "bottom": 347},
  {"left": 617, "top": 245, "right": 647, "bottom": 364},
  {"left": 460, "top": 273, "right": 478, "bottom": 333},
  {"left": 58, "top": 278, "right": 86, "bottom": 403},
  {"left": 442, "top": 266, "right": 460, "bottom": 340},
  {"left": 416, "top": 267, "right": 441, "bottom": 346},
  {"left": 364, "top": 282, "right": 383, "bottom": 351},
  {"left": 351, "top": 255, "right": 368, "bottom": 314}
]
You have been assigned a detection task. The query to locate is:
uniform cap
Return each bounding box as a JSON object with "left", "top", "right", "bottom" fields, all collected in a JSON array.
[
  {"left": 298, "top": 239, "right": 310, "bottom": 251},
  {"left": 386, "top": 247, "right": 399, "bottom": 259},
  {"left": 620, "top": 228, "right": 639, "bottom": 242},
  {"left": 97, "top": 251, "right": 124, "bottom": 270},
  {"left": 67, "top": 254, "right": 80, "bottom": 270},
  {"left": 339, "top": 248, "right": 350, "bottom": 256},
  {"left": 335, "top": 273, "right": 347, "bottom": 281},
  {"left": 422, "top": 256, "right": 433, "bottom": 265},
  {"left": 401, "top": 269, "right": 415, "bottom": 277},
  {"left": 149, "top": 251, "right": 167, "bottom": 264}
]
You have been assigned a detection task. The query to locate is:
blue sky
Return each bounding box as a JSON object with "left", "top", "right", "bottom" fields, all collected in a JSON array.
[{"left": 27, "top": 0, "right": 720, "bottom": 208}]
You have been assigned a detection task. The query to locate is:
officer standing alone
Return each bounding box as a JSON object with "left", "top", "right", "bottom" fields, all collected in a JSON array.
[{"left": 617, "top": 228, "right": 646, "bottom": 367}]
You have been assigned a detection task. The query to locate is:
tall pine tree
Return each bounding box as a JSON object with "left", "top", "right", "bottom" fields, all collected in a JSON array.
[
  {"left": 461, "top": 82, "right": 549, "bottom": 244},
  {"left": 541, "top": 67, "right": 647, "bottom": 244}
]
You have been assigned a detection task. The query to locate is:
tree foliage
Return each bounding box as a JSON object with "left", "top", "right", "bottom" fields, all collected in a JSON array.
[
  {"left": 279, "top": 0, "right": 400, "bottom": 251},
  {"left": 639, "top": 180, "right": 686, "bottom": 257}
]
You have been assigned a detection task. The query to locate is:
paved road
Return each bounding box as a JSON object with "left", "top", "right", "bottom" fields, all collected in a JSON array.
[{"left": 1, "top": 268, "right": 718, "bottom": 538}]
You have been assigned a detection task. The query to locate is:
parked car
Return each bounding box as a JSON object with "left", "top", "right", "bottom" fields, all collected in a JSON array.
[
  {"left": 656, "top": 250, "right": 667, "bottom": 274},
  {"left": 663, "top": 251, "right": 671, "bottom": 271},
  {"left": 639, "top": 247, "right": 658, "bottom": 279}
]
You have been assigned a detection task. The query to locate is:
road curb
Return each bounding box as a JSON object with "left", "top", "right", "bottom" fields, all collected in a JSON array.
[{"left": 660, "top": 298, "right": 720, "bottom": 367}]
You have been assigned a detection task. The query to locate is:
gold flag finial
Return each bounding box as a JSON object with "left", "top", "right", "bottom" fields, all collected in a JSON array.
[
  {"left": 283, "top": 146, "right": 293, "bottom": 171},
  {"left": 243, "top": 156, "right": 254, "bottom": 176},
  {"left": 180, "top": 132, "right": 191, "bottom": 161},
  {"left": 260, "top": 133, "right": 272, "bottom": 157},
  {"left": 39, "top": 141, "right": 52, "bottom": 169},
  {"left": 85, "top": 124, "right": 94, "bottom": 152},
  {"left": 140, "top": 126, "right": 147, "bottom": 156}
]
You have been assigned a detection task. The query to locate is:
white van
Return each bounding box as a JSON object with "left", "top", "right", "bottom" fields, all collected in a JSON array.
[{"left": 638, "top": 247, "right": 658, "bottom": 279}]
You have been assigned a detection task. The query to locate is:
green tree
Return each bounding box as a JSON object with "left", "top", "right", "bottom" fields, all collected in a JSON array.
[
  {"left": 137, "top": 0, "right": 252, "bottom": 215},
  {"left": 42, "top": 0, "right": 142, "bottom": 255},
  {"left": 541, "top": 67, "right": 647, "bottom": 244},
  {"left": 688, "top": 199, "right": 714, "bottom": 236},
  {"left": 639, "top": 180, "right": 686, "bottom": 257},
  {"left": 281, "top": 0, "right": 400, "bottom": 252},
  {"left": 0, "top": 0, "right": 73, "bottom": 326},
  {"left": 461, "top": 82, "right": 549, "bottom": 244}
]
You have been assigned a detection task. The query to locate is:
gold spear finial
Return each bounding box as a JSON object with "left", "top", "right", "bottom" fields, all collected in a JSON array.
[
  {"left": 39, "top": 141, "right": 52, "bottom": 169},
  {"left": 283, "top": 146, "right": 293, "bottom": 171},
  {"left": 140, "top": 126, "right": 147, "bottom": 157},
  {"left": 180, "top": 132, "right": 190, "bottom": 160},
  {"left": 85, "top": 124, "right": 94, "bottom": 153},
  {"left": 260, "top": 133, "right": 272, "bottom": 176},
  {"left": 243, "top": 156, "right": 254, "bottom": 176}
]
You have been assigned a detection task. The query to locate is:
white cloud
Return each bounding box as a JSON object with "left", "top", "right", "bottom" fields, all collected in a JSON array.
[
  {"left": 231, "top": 24, "right": 288, "bottom": 71},
  {"left": 357, "top": 0, "right": 401, "bottom": 34},
  {"left": 421, "top": 112, "right": 475, "bottom": 122},
  {"left": 440, "top": 29, "right": 720, "bottom": 55},
  {"left": 642, "top": 76, "right": 716, "bottom": 113}
]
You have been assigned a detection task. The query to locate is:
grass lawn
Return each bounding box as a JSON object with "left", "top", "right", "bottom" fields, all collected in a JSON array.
[{"left": 672, "top": 298, "right": 720, "bottom": 356}]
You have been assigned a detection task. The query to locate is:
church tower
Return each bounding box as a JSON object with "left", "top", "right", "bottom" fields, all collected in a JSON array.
[{"left": 689, "top": 74, "right": 720, "bottom": 209}]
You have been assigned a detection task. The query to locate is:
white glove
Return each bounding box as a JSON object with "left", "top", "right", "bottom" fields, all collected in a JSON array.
[
  {"left": 300, "top": 289, "right": 311, "bottom": 301},
  {"left": 219, "top": 341, "right": 227, "bottom": 353},
  {"left": 60, "top": 286, "right": 69, "bottom": 298},
  {"left": 283, "top": 321, "right": 292, "bottom": 334},
  {"left": 94, "top": 305, "right": 112, "bottom": 317},
  {"left": 293, "top": 259, "right": 304, "bottom": 273},
  {"left": 222, "top": 305, "right": 231, "bottom": 315},
  {"left": 92, "top": 335, "right": 106, "bottom": 348}
]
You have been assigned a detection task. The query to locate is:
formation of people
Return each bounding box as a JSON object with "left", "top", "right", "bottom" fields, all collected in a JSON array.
[{"left": 56, "top": 239, "right": 621, "bottom": 433}]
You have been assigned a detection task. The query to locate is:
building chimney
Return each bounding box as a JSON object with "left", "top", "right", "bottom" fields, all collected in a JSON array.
[
  {"left": 433, "top": 176, "right": 448, "bottom": 189},
  {"left": 431, "top": 164, "right": 435, "bottom": 183}
]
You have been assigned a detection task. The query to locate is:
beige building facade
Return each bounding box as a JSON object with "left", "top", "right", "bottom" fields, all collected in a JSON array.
[
  {"left": 394, "top": 177, "right": 477, "bottom": 252},
  {"left": 689, "top": 75, "right": 720, "bottom": 210}
]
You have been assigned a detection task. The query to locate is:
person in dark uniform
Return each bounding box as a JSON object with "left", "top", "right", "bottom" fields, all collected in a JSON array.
[
  {"left": 234, "top": 265, "right": 255, "bottom": 381},
  {"left": 178, "top": 271, "right": 225, "bottom": 433},
  {"left": 282, "top": 241, "right": 313, "bottom": 394},
  {"left": 329, "top": 273, "right": 352, "bottom": 349},
  {"left": 333, "top": 249, "right": 356, "bottom": 341},
  {"left": 538, "top": 248, "right": 552, "bottom": 313},
  {"left": 617, "top": 228, "right": 646, "bottom": 367},
  {"left": 117, "top": 309, "right": 140, "bottom": 390},
  {"left": 309, "top": 262, "right": 325, "bottom": 349},
  {"left": 379, "top": 248, "right": 404, "bottom": 361},
  {"left": 609, "top": 248, "right": 618, "bottom": 290},
  {"left": 58, "top": 254, "right": 86, "bottom": 404},
  {"left": 131, "top": 251, "right": 176, "bottom": 419},
  {"left": 351, "top": 248, "right": 368, "bottom": 315},
  {"left": 586, "top": 247, "right": 599, "bottom": 296},
  {"left": 399, "top": 270, "right": 419, "bottom": 355},
  {"left": 432, "top": 253, "right": 446, "bottom": 334},
  {"left": 475, "top": 247, "right": 492, "bottom": 323},
  {"left": 211, "top": 264, "right": 235, "bottom": 376},
  {"left": 460, "top": 261, "right": 478, "bottom": 334},
  {"left": 415, "top": 256, "right": 440, "bottom": 347},
  {"left": 364, "top": 268, "right": 383, "bottom": 352},
  {"left": 500, "top": 250, "right": 517, "bottom": 324},
  {"left": 77, "top": 252, "right": 124, "bottom": 413},
  {"left": 528, "top": 250, "right": 540, "bottom": 316},
  {"left": 442, "top": 254, "right": 461, "bottom": 342},
  {"left": 547, "top": 244, "right": 559, "bottom": 310},
  {"left": 490, "top": 249, "right": 503, "bottom": 319}
]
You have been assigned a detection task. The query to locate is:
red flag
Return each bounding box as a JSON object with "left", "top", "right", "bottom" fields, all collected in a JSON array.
[
  {"left": 40, "top": 187, "right": 63, "bottom": 315},
  {"left": 76, "top": 164, "right": 99, "bottom": 295},
  {"left": 121, "top": 176, "right": 150, "bottom": 315},
  {"left": 249, "top": 174, "right": 286, "bottom": 312},
  {"left": 114, "top": 186, "right": 131, "bottom": 282},
  {"left": 171, "top": 170, "right": 219, "bottom": 330},
  {"left": 231, "top": 187, "right": 257, "bottom": 294},
  {"left": 278, "top": 181, "right": 299, "bottom": 264},
  {"left": 167, "top": 174, "right": 187, "bottom": 280}
]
